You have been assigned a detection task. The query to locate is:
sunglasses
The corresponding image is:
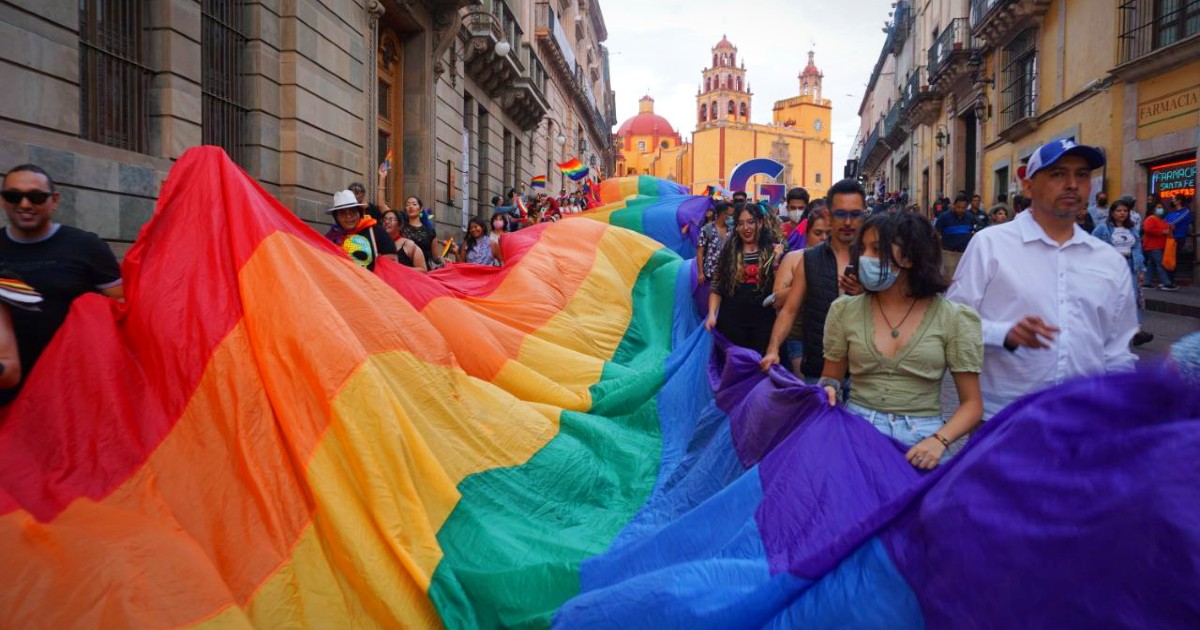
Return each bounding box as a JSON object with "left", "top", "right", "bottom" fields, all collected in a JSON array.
[
  {"left": 832, "top": 210, "right": 865, "bottom": 220},
  {"left": 2, "top": 190, "right": 53, "bottom": 205}
]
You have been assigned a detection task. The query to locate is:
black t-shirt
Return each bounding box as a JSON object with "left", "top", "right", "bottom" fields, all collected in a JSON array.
[{"left": 0, "top": 224, "right": 122, "bottom": 403}]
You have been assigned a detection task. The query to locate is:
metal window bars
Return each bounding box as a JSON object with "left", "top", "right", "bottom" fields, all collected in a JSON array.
[
  {"left": 1000, "top": 29, "right": 1038, "bottom": 128},
  {"left": 201, "top": 0, "right": 248, "bottom": 166},
  {"left": 79, "top": 0, "right": 152, "bottom": 153},
  {"left": 1118, "top": 0, "right": 1200, "bottom": 64}
]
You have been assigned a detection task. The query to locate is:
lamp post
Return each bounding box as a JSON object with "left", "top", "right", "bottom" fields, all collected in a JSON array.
[{"left": 935, "top": 125, "right": 949, "bottom": 149}]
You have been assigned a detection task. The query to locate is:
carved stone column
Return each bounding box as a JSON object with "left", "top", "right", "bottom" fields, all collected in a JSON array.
[{"left": 366, "top": 1, "right": 385, "bottom": 185}]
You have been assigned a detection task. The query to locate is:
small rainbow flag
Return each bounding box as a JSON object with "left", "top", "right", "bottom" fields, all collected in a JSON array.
[
  {"left": 378, "top": 149, "right": 393, "bottom": 176},
  {"left": 557, "top": 158, "right": 590, "bottom": 181},
  {"left": 581, "top": 178, "right": 601, "bottom": 206},
  {"left": 530, "top": 175, "right": 548, "bottom": 188},
  {"left": 515, "top": 195, "right": 529, "bottom": 218}
]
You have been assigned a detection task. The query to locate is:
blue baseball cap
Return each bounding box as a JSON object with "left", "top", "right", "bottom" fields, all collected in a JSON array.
[{"left": 1024, "top": 139, "right": 1105, "bottom": 179}]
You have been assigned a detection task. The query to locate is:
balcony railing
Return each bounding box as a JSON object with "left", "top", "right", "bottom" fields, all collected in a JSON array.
[
  {"left": 889, "top": 1, "right": 912, "bottom": 54},
  {"left": 1117, "top": 0, "right": 1200, "bottom": 64},
  {"left": 928, "top": 18, "right": 972, "bottom": 81},
  {"left": 861, "top": 122, "right": 883, "bottom": 170},
  {"left": 971, "top": 0, "right": 1052, "bottom": 45},
  {"left": 970, "top": 0, "right": 1013, "bottom": 30},
  {"left": 902, "top": 66, "right": 923, "bottom": 108},
  {"left": 535, "top": 1, "right": 577, "bottom": 76}
]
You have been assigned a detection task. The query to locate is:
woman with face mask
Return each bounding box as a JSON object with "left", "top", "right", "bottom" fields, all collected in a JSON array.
[
  {"left": 488, "top": 213, "right": 507, "bottom": 266},
  {"left": 1141, "top": 202, "right": 1176, "bottom": 290},
  {"left": 704, "top": 204, "right": 780, "bottom": 354},
  {"left": 819, "top": 212, "right": 984, "bottom": 470}
]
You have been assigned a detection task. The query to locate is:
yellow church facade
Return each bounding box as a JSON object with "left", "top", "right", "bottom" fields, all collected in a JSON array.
[{"left": 616, "top": 38, "right": 834, "bottom": 200}]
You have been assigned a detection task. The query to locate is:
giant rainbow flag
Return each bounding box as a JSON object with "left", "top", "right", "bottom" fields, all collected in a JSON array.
[{"left": 1, "top": 148, "right": 1197, "bottom": 628}]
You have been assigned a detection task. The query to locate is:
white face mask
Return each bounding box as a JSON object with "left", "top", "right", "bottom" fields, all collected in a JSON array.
[
  {"left": 788, "top": 209, "right": 804, "bottom": 223},
  {"left": 1155, "top": 207, "right": 1166, "bottom": 216}
]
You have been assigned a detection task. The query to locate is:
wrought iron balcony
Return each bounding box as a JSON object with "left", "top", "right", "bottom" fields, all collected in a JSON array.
[
  {"left": 900, "top": 66, "right": 942, "bottom": 127},
  {"left": 927, "top": 18, "right": 974, "bottom": 90},
  {"left": 889, "top": 1, "right": 912, "bottom": 55},
  {"left": 883, "top": 99, "right": 907, "bottom": 149},
  {"left": 861, "top": 122, "right": 888, "bottom": 173},
  {"left": 462, "top": 2, "right": 525, "bottom": 97},
  {"left": 534, "top": 2, "right": 577, "bottom": 85},
  {"left": 970, "top": 0, "right": 1053, "bottom": 47},
  {"left": 506, "top": 44, "right": 550, "bottom": 130}
]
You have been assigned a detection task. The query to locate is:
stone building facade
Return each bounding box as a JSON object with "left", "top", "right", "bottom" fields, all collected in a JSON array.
[{"left": 0, "top": 0, "right": 616, "bottom": 256}]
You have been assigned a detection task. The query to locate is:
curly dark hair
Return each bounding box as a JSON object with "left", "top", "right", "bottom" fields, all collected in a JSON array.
[
  {"left": 713, "top": 204, "right": 778, "bottom": 297},
  {"left": 850, "top": 212, "right": 948, "bottom": 298}
]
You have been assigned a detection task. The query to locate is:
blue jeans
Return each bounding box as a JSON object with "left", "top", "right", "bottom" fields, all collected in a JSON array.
[
  {"left": 845, "top": 400, "right": 945, "bottom": 449},
  {"left": 1125, "top": 256, "right": 1143, "bottom": 324},
  {"left": 1145, "top": 249, "right": 1171, "bottom": 287}
]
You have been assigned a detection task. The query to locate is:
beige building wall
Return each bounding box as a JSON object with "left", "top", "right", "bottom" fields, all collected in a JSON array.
[{"left": 1, "top": 0, "right": 617, "bottom": 253}]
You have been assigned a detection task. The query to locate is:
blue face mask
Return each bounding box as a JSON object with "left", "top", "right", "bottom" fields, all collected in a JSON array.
[
  {"left": 725, "top": 215, "right": 734, "bottom": 229},
  {"left": 858, "top": 256, "right": 899, "bottom": 292}
]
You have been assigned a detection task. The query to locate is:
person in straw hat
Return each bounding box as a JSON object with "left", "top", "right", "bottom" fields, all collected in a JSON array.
[{"left": 323, "top": 189, "right": 397, "bottom": 272}]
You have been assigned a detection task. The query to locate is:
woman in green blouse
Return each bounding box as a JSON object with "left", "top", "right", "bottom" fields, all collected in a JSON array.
[{"left": 820, "top": 212, "right": 984, "bottom": 470}]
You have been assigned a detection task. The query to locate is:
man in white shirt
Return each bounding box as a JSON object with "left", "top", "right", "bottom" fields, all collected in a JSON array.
[{"left": 947, "top": 139, "right": 1137, "bottom": 419}]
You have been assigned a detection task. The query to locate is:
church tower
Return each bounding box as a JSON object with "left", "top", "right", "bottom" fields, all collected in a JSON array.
[
  {"left": 798, "top": 50, "right": 823, "bottom": 101},
  {"left": 772, "top": 50, "right": 831, "bottom": 142},
  {"left": 696, "top": 36, "right": 752, "bottom": 129}
]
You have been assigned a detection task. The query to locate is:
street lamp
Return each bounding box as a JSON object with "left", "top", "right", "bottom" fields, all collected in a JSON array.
[
  {"left": 973, "top": 95, "right": 990, "bottom": 122},
  {"left": 494, "top": 40, "right": 511, "bottom": 57},
  {"left": 935, "top": 125, "right": 949, "bottom": 149}
]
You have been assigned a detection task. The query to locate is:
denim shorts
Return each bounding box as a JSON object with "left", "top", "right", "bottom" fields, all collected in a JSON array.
[
  {"left": 783, "top": 339, "right": 805, "bottom": 363},
  {"left": 845, "top": 400, "right": 945, "bottom": 449}
]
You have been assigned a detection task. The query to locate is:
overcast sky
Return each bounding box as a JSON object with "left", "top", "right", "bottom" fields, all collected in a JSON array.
[{"left": 602, "top": 0, "right": 890, "bottom": 174}]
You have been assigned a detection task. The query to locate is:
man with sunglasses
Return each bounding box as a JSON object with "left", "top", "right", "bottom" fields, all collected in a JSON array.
[
  {"left": 0, "top": 164, "right": 123, "bottom": 405},
  {"left": 761, "top": 179, "right": 866, "bottom": 380}
]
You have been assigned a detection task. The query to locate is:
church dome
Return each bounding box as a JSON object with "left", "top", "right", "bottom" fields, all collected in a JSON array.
[{"left": 616, "top": 96, "right": 679, "bottom": 138}]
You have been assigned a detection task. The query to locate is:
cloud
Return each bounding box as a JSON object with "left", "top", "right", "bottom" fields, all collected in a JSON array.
[{"left": 603, "top": 0, "right": 888, "bottom": 175}]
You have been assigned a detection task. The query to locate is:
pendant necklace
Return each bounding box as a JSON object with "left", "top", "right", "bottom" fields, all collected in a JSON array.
[{"left": 878, "top": 296, "right": 918, "bottom": 339}]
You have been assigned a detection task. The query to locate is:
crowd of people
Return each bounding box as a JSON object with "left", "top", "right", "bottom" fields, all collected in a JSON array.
[
  {"left": 323, "top": 178, "right": 597, "bottom": 274},
  {"left": 701, "top": 139, "right": 1193, "bottom": 470},
  {"left": 0, "top": 141, "right": 1194, "bottom": 467}
]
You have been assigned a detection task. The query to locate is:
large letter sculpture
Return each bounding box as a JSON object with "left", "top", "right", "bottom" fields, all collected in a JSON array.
[{"left": 728, "top": 158, "right": 787, "bottom": 206}]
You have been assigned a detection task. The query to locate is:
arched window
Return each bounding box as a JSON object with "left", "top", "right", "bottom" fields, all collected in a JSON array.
[
  {"left": 713, "top": 53, "right": 718, "bottom": 67},
  {"left": 699, "top": 104, "right": 707, "bottom": 121},
  {"left": 705, "top": 77, "right": 711, "bottom": 92},
  {"left": 736, "top": 76, "right": 742, "bottom": 91},
  {"left": 739, "top": 102, "right": 748, "bottom": 117},
  {"left": 711, "top": 100, "right": 717, "bottom": 115},
  {"left": 728, "top": 100, "right": 735, "bottom": 114}
]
